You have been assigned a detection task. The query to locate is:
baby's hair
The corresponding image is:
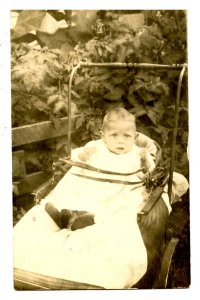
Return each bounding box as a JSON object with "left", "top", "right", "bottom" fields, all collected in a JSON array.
[{"left": 102, "top": 108, "right": 136, "bottom": 131}]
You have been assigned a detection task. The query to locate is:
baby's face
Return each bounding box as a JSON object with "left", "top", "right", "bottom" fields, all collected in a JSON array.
[{"left": 102, "top": 121, "right": 136, "bottom": 154}]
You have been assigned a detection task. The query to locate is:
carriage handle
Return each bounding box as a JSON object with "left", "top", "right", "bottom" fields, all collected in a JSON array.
[{"left": 68, "top": 62, "right": 187, "bottom": 200}]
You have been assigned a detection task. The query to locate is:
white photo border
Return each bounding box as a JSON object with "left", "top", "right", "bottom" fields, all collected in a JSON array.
[{"left": 0, "top": 1, "right": 199, "bottom": 299}]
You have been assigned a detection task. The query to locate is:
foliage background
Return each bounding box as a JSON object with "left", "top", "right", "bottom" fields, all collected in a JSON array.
[{"left": 11, "top": 10, "right": 188, "bottom": 177}]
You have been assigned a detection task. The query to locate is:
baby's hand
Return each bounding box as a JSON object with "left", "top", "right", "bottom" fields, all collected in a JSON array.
[{"left": 78, "top": 146, "right": 97, "bottom": 162}]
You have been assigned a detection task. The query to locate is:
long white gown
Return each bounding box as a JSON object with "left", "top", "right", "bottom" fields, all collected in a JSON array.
[{"left": 14, "top": 139, "right": 187, "bottom": 288}]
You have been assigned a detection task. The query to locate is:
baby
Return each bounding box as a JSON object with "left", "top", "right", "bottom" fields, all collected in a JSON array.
[
  {"left": 14, "top": 108, "right": 189, "bottom": 289},
  {"left": 44, "top": 108, "right": 156, "bottom": 230}
]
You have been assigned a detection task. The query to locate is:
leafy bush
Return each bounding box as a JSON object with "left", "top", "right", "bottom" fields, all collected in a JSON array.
[{"left": 11, "top": 10, "right": 188, "bottom": 177}]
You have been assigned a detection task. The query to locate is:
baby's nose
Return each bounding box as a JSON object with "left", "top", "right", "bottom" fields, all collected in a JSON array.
[{"left": 118, "top": 137, "right": 125, "bottom": 144}]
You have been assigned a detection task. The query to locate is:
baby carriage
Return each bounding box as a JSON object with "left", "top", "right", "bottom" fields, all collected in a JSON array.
[{"left": 13, "top": 62, "right": 189, "bottom": 290}]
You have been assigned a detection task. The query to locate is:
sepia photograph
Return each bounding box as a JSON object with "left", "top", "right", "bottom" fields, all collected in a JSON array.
[
  {"left": 10, "top": 9, "right": 190, "bottom": 291},
  {"left": 0, "top": 2, "right": 198, "bottom": 297}
]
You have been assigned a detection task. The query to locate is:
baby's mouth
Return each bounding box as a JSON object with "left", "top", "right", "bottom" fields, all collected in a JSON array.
[{"left": 116, "top": 147, "right": 125, "bottom": 151}]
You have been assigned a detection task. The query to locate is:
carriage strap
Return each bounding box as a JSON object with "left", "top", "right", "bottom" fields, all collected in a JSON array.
[
  {"left": 60, "top": 159, "right": 168, "bottom": 215},
  {"left": 59, "top": 158, "right": 144, "bottom": 176},
  {"left": 139, "top": 186, "right": 165, "bottom": 215},
  {"left": 72, "top": 173, "right": 143, "bottom": 185}
]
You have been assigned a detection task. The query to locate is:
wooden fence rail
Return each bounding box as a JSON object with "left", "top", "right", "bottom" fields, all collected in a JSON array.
[
  {"left": 12, "top": 116, "right": 78, "bottom": 147},
  {"left": 12, "top": 116, "right": 78, "bottom": 196}
]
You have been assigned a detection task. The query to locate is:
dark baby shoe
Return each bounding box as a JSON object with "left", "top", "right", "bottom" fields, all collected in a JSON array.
[
  {"left": 45, "top": 203, "right": 70, "bottom": 229},
  {"left": 71, "top": 213, "right": 95, "bottom": 231}
]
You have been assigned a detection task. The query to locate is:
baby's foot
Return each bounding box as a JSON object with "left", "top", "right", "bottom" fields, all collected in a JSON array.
[
  {"left": 71, "top": 213, "right": 95, "bottom": 231},
  {"left": 45, "top": 203, "right": 62, "bottom": 228},
  {"left": 60, "top": 209, "right": 71, "bottom": 229}
]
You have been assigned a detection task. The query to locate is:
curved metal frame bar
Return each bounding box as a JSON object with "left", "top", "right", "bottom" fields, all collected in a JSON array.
[
  {"left": 68, "top": 62, "right": 188, "bottom": 198},
  {"left": 168, "top": 65, "right": 187, "bottom": 200}
]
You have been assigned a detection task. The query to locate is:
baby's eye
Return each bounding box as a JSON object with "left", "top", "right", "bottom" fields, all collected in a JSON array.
[
  {"left": 111, "top": 133, "right": 117, "bottom": 137},
  {"left": 124, "top": 134, "right": 131, "bottom": 138}
]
